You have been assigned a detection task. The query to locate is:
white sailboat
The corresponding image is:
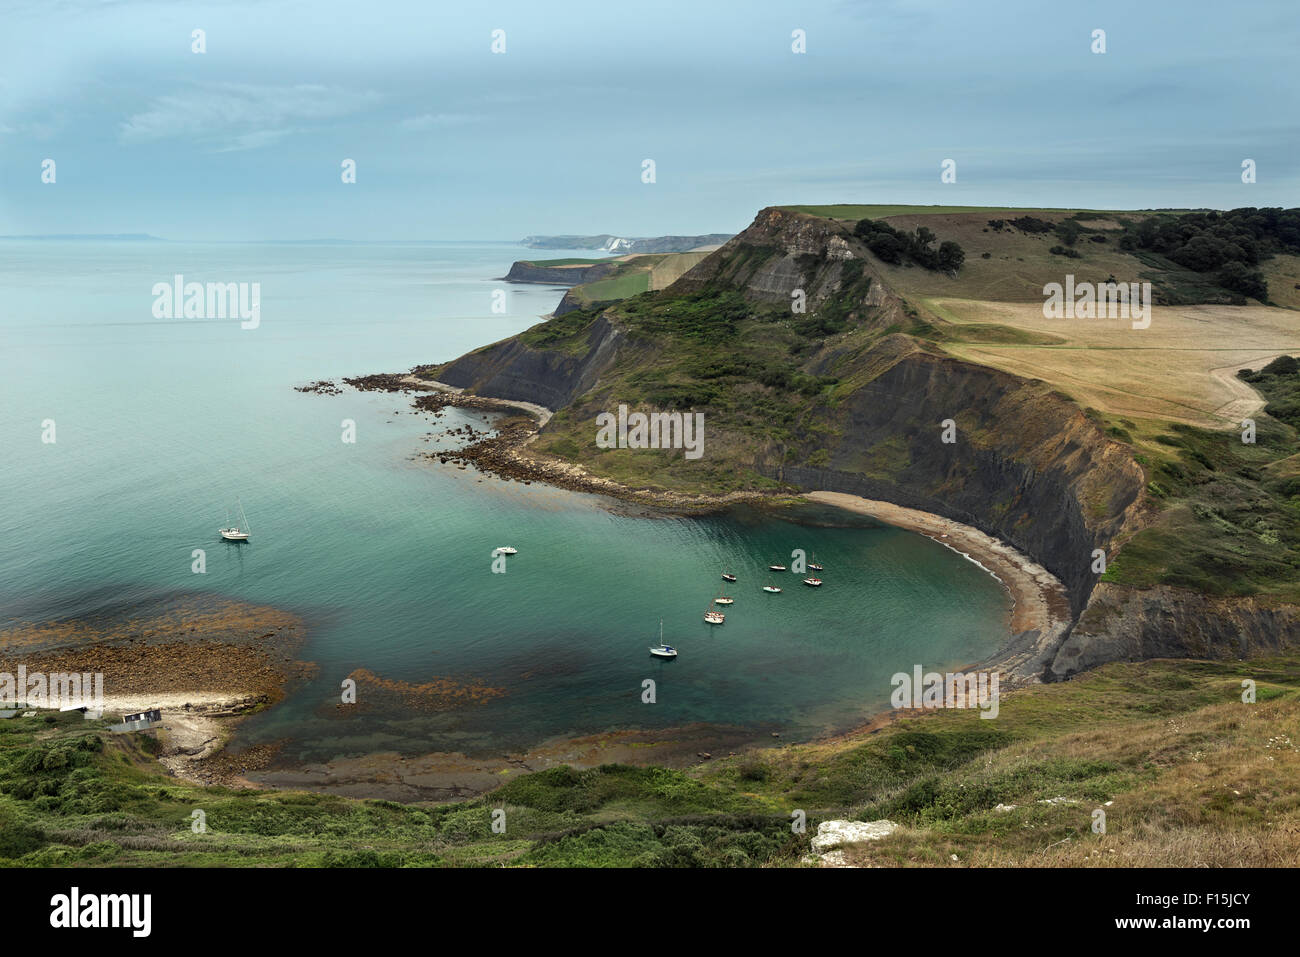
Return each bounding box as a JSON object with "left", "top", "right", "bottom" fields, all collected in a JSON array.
[
  {"left": 219, "top": 499, "right": 251, "bottom": 541},
  {"left": 649, "top": 619, "right": 677, "bottom": 658}
]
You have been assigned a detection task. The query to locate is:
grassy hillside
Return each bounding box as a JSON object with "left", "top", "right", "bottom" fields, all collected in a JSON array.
[
  {"left": 562, "top": 252, "right": 714, "bottom": 308},
  {"left": 3, "top": 653, "right": 1296, "bottom": 867}
]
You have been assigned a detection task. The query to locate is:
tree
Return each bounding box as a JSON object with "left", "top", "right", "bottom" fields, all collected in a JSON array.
[{"left": 937, "top": 241, "right": 965, "bottom": 274}]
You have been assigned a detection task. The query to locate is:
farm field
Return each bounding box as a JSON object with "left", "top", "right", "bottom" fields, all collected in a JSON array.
[{"left": 931, "top": 298, "right": 1300, "bottom": 427}]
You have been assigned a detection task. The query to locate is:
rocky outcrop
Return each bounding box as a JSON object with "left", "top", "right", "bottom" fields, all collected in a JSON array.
[
  {"left": 667, "top": 207, "right": 858, "bottom": 309},
  {"left": 1051, "top": 584, "right": 1300, "bottom": 677}
]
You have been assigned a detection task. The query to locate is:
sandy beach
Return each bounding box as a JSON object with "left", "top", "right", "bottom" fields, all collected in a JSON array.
[{"left": 803, "top": 491, "right": 1073, "bottom": 684}]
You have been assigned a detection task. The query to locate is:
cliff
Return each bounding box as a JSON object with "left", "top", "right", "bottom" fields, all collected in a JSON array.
[
  {"left": 433, "top": 205, "right": 1300, "bottom": 678},
  {"left": 501, "top": 260, "right": 618, "bottom": 285}
]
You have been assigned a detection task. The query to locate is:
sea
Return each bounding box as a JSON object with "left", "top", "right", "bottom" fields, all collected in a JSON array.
[{"left": 0, "top": 239, "right": 1010, "bottom": 762}]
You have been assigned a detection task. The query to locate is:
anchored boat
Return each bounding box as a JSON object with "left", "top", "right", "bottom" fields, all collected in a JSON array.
[
  {"left": 650, "top": 619, "right": 677, "bottom": 659},
  {"left": 219, "top": 499, "right": 252, "bottom": 542}
]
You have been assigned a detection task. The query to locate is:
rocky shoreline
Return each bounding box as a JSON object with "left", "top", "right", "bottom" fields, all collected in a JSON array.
[
  {"left": 324, "top": 370, "right": 1074, "bottom": 679},
  {"left": 342, "top": 369, "right": 794, "bottom": 513},
  {"left": 0, "top": 594, "right": 314, "bottom": 789}
]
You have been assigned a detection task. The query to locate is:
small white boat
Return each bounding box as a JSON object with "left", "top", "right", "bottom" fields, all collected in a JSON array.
[
  {"left": 763, "top": 585, "right": 782, "bottom": 593},
  {"left": 809, "top": 560, "right": 824, "bottom": 572},
  {"left": 650, "top": 619, "right": 677, "bottom": 658},
  {"left": 714, "top": 594, "right": 734, "bottom": 605},
  {"left": 721, "top": 573, "right": 737, "bottom": 583},
  {"left": 769, "top": 564, "right": 786, "bottom": 571},
  {"left": 803, "top": 577, "right": 823, "bottom": 587},
  {"left": 219, "top": 500, "right": 251, "bottom": 542},
  {"left": 495, "top": 546, "right": 518, "bottom": 555},
  {"left": 704, "top": 606, "right": 726, "bottom": 624}
]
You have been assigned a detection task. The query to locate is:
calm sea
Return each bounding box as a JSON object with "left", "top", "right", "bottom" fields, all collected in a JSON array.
[{"left": 0, "top": 240, "right": 1009, "bottom": 760}]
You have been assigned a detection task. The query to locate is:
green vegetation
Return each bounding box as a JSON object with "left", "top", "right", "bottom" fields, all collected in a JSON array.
[
  {"left": 1240, "top": 355, "right": 1300, "bottom": 427},
  {"left": 853, "top": 219, "right": 965, "bottom": 273},
  {"left": 576, "top": 269, "right": 651, "bottom": 302},
  {"left": 1005, "top": 215, "right": 1054, "bottom": 234},
  {"left": 1095, "top": 360, "right": 1300, "bottom": 599},
  {"left": 523, "top": 280, "right": 914, "bottom": 493},
  {"left": 3, "top": 653, "right": 1297, "bottom": 867},
  {"left": 1116, "top": 208, "right": 1300, "bottom": 302},
  {"left": 517, "top": 305, "right": 601, "bottom": 352}
]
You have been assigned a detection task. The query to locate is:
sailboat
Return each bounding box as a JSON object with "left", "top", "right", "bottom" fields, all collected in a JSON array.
[
  {"left": 649, "top": 619, "right": 677, "bottom": 659},
  {"left": 219, "top": 499, "right": 251, "bottom": 541},
  {"left": 808, "top": 554, "right": 824, "bottom": 572},
  {"left": 714, "top": 588, "right": 734, "bottom": 606},
  {"left": 763, "top": 585, "right": 782, "bottom": 593},
  {"left": 703, "top": 598, "right": 726, "bottom": 624},
  {"left": 768, "top": 562, "right": 787, "bottom": 571}
]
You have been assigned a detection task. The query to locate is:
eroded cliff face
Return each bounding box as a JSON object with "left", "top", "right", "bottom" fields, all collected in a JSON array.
[
  {"left": 769, "top": 348, "right": 1145, "bottom": 619},
  {"left": 434, "top": 206, "right": 1297, "bottom": 676},
  {"left": 1055, "top": 584, "right": 1300, "bottom": 677},
  {"left": 668, "top": 207, "right": 858, "bottom": 309},
  {"left": 436, "top": 314, "right": 626, "bottom": 410}
]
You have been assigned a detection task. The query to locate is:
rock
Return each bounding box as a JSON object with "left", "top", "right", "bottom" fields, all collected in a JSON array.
[
  {"left": 993, "top": 803, "right": 1017, "bottom": 812},
  {"left": 810, "top": 819, "right": 899, "bottom": 853}
]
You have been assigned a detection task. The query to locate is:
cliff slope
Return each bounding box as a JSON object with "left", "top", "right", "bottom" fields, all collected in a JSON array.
[{"left": 432, "top": 206, "right": 1300, "bottom": 678}]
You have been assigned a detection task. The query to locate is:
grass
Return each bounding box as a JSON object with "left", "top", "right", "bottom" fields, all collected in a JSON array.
[
  {"left": 521, "top": 257, "right": 612, "bottom": 267},
  {"left": 2, "top": 653, "right": 1296, "bottom": 867},
  {"left": 573, "top": 269, "right": 650, "bottom": 302},
  {"left": 781, "top": 205, "right": 1094, "bottom": 221}
]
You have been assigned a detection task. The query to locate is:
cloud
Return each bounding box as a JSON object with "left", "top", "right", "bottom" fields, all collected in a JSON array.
[
  {"left": 398, "top": 112, "right": 480, "bottom": 131},
  {"left": 119, "top": 82, "right": 381, "bottom": 151}
]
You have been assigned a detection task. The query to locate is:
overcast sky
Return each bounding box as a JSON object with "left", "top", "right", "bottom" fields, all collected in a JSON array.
[{"left": 1, "top": 0, "right": 1296, "bottom": 240}]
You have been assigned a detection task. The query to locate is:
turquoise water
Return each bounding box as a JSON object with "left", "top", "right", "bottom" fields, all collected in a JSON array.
[{"left": 0, "top": 241, "right": 1010, "bottom": 760}]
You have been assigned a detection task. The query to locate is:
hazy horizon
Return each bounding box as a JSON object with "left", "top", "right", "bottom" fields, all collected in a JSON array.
[{"left": 2, "top": 0, "right": 1297, "bottom": 241}]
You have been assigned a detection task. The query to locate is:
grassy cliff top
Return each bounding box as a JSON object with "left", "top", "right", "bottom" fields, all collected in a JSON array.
[{"left": 2, "top": 652, "right": 1296, "bottom": 866}]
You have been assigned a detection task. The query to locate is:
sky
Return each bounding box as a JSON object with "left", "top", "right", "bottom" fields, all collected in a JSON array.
[{"left": 0, "top": 0, "right": 1296, "bottom": 241}]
